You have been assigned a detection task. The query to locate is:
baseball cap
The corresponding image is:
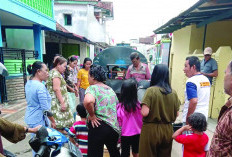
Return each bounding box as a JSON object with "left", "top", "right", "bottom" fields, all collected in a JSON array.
[{"left": 204, "top": 47, "right": 212, "bottom": 55}]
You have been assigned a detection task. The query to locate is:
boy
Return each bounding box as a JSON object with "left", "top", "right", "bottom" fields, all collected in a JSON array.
[
  {"left": 172, "top": 112, "right": 209, "bottom": 157},
  {"left": 68, "top": 104, "right": 88, "bottom": 157}
]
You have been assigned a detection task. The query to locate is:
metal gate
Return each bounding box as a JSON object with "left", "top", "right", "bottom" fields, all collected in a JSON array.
[{"left": 0, "top": 48, "right": 38, "bottom": 103}]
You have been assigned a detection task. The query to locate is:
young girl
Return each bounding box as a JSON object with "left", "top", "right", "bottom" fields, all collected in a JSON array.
[
  {"left": 117, "top": 79, "right": 143, "bottom": 157},
  {"left": 172, "top": 112, "right": 209, "bottom": 157},
  {"left": 77, "top": 58, "right": 92, "bottom": 103}
]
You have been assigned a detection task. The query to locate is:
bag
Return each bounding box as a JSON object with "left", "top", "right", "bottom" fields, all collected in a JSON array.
[{"left": 68, "top": 92, "right": 77, "bottom": 114}]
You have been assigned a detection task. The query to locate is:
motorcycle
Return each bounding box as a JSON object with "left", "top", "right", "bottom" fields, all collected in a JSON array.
[{"left": 29, "top": 126, "right": 82, "bottom": 157}]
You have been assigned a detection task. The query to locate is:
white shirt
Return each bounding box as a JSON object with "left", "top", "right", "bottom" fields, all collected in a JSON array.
[{"left": 182, "top": 74, "right": 210, "bottom": 122}]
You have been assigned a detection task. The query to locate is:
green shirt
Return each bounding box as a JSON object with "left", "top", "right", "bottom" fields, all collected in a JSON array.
[
  {"left": 85, "top": 85, "right": 120, "bottom": 133},
  {"left": 142, "top": 86, "right": 180, "bottom": 123}
]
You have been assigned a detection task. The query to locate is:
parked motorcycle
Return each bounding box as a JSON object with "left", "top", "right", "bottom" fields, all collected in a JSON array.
[{"left": 29, "top": 126, "right": 82, "bottom": 157}]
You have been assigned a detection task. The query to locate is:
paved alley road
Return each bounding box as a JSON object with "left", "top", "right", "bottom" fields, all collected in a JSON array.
[{"left": 2, "top": 115, "right": 214, "bottom": 157}]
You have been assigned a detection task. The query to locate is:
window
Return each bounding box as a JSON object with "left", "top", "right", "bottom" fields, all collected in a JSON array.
[{"left": 64, "top": 14, "right": 72, "bottom": 26}]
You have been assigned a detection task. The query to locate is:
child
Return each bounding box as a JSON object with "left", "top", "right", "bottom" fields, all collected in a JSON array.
[
  {"left": 68, "top": 104, "right": 88, "bottom": 157},
  {"left": 172, "top": 112, "right": 209, "bottom": 157},
  {"left": 117, "top": 79, "right": 143, "bottom": 157}
]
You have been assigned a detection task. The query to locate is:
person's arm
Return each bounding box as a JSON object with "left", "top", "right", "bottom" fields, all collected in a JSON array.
[
  {"left": 185, "top": 82, "right": 198, "bottom": 124},
  {"left": 141, "top": 104, "right": 149, "bottom": 117},
  {"left": 69, "top": 137, "right": 78, "bottom": 147},
  {"left": 172, "top": 125, "right": 191, "bottom": 139},
  {"left": 37, "top": 87, "right": 56, "bottom": 128},
  {"left": 186, "top": 98, "right": 198, "bottom": 124},
  {"left": 23, "top": 125, "right": 41, "bottom": 134},
  {"left": 145, "top": 64, "right": 151, "bottom": 80},
  {"left": 68, "top": 125, "right": 79, "bottom": 147},
  {"left": 84, "top": 93, "right": 101, "bottom": 128},
  {"left": 66, "top": 84, "right": 75, "bottom": 93},
  {"left": 202, "top": 70, "right": 218, "bottom": 77},
  {"left": 125, "top": 67, "right": 131, "bottom": 79},
  {"left": 53, "top": 77, "right": 66, "bottom": 111},
  {"left": 0, "top": 118, "right": 41, "bottom": 143}
]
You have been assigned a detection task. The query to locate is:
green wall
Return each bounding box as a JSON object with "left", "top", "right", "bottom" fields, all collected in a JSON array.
[
  {"left": 4, "top": 59, "right": 39, "bottom": 75},
  {"left": 62, "top": 44, "right": 80, "bottom": 58},
  {"left": 18, "top": 0, "right": 53, "bottom": 18},
  {"left": 86, "top": 46, "right": 90, "bottom": 57},
  {"left": 6, "top": 29, "right": 34, "bottom": 50}
]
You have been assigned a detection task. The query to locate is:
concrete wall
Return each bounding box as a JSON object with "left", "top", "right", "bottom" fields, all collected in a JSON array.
[
  {"left": 170, "top": 25, "right": 192, "bottom": 102},
  {"left": 169, "top": 20, "right": 232, "bottom": 118},
  {"left": 54, "top": 4, "right": 107, "bottom": 43},
  {"left": 204, "top": 21, "right": 232, "bottom": 51}
]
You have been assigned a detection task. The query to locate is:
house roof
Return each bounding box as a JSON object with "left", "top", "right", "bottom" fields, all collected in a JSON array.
[
  {"left": 154, "top": 0, "right": 232, "bottom": 34},
  {"left": 55, "top": 22, "right": 93, "bottom": 43},
  {"left": 95, "top": 2, "right": 113, "bottom": 13}
]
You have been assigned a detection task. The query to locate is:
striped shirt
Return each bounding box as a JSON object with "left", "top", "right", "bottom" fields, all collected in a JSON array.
[{"left": 69, "top": 121, "right": 88, "bottom": 156}]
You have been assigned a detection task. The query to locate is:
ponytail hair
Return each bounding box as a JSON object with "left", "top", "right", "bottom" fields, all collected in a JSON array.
[
  {"left": 67, "top": 56, "right": 77, "bottom": 64},
  {"left": 27, "top": 61, "right": 44, "bottom": 76}
]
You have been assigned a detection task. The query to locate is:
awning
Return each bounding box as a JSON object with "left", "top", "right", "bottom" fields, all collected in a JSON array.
[{"left": 154, "top": 0, "right": 232, "bottom": 34}]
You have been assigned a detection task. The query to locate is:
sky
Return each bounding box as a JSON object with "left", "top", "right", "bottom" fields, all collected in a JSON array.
[{"left": 103, "top": 0, "right": 199, "bottom": 43}]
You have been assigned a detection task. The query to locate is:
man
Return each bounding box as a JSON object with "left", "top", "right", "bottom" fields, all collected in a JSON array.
[
  {"left": 200, "top": 47, "right": 218, "bottom": 84},
  {"left": 207, "top": 61, "right": 232, "bottom": 156},
  {"left": 183, "top": 56, "right": 211, "bottom": 124},
  {"left": 125, "top": 52, "right": 151, "bottom": 82},
  {"left": 0, "top": 117, "right": 40, "bottom": 156}
]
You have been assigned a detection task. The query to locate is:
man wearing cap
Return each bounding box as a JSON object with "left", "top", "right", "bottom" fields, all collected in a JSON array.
[{"left": 200, "top": 47, "right": 218, "bottom": 84}]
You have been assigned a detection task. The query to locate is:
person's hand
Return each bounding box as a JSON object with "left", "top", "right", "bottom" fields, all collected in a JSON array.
[
  {"left": 29, "top": 125, "right": 42, "bottom": 133},
  {"left": 75, "top": 91, "right": 79, "bottom": 97},
  {"left": 183, "top": 125, "right": 192, "bottom": 131},
  {"left": 75, "top": 143, "right": 79, "bottom": 147},
  {"left": 70, "top": 88, "right": 75, "bottom": 93},
  {"left": 51, "top": 122, "right": 56, "bottom": 129},
  {"left": 61, "top": 102, "right": 66, "bottom": 112},
  {"left": 88, "top": 115, "right": 101, "bottom": 128}
]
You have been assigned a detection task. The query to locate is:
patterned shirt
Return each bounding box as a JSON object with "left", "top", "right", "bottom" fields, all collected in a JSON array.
[
  {"left": 85, "top": 85, "right": 120, "bottom": 133},
  {"left": 125, "top": 63, "right": 151, "bottom": 82},
  {"left": 64, "top": 66, "right": 78, "bottom": 92},
  {"left": 68, "top": 121, "right": 88, "bottom": 157},
  {"left": 207, "top": 106, "right": 232, "bottom": 156}
]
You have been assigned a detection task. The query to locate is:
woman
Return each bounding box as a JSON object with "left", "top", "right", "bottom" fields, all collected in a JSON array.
[
  {"left": 84, "top": 65, "right": 120, "bottom": 157},
  {"left": 139, "top": 64, "right": 180, "bottom": 157},
  {"left": 46, "top": 57, "right": 73, "bottom": 133},
  {"left": 64, "top": 56, "right": 79, "bottom": 119},
  {"left": 25, "top": 61, "right": 56, "bottom": 129},
  {"left": 77, "top": 58, "right": 92, "bottom": 103}
]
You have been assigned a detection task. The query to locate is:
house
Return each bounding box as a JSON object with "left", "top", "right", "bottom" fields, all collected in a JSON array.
[
  {"left": 54, "top": 0, "right": 114, "bottom": 63},
  {"left": 154, "top": 0, "right": 232, "bottom": 118},
  {"left": 0, "top": 0, "right": 56, "bottom": 102}
]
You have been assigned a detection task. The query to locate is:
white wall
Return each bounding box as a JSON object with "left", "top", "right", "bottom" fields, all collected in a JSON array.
[{"left": 54, "top": 4, "right": 108, "bottom": 43}]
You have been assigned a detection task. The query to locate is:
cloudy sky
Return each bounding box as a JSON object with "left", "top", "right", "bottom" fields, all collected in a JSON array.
[{"left": 103, "top": 0, "right": 199, "bottom": 43}]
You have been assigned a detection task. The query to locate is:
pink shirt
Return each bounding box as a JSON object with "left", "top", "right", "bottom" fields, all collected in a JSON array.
[
  {"left": 125, "top": 63, "right": 151, "bottom": 82},
  {"left": 117, "top": 102, "right": 143, "bottom": 136}
]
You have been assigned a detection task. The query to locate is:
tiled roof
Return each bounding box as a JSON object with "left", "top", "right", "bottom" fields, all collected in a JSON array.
[{"left": 95, "top": 2, "right": 113, "bottom": 12}]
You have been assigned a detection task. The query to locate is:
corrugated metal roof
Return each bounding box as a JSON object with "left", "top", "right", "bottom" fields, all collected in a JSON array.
[{"left": 154, "top": 0, "right": 232, "bottom": 34}]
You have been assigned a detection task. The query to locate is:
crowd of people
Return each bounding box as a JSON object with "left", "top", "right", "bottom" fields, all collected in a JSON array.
[{"left": 1, "top": 47, "right": 232, "bottom": 157}]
